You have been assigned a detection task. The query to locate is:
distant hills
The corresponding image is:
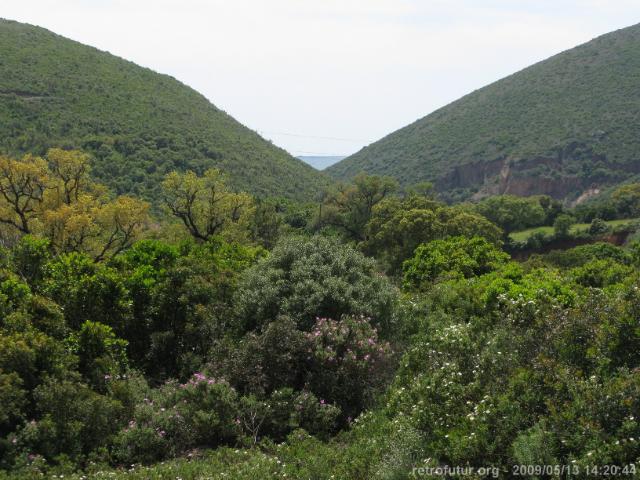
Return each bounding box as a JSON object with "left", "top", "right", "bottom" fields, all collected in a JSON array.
[
  {"left": 327, "top": 23, "right": 640, "bottom": 203},
  {"left": 0, "top": 19, "right": 328, "bottom": 202},
  {"left": 297, "top": 155, "right": 346, "bottom": 170}
]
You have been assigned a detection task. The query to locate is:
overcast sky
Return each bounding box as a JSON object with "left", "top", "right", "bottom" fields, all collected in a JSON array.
[{"left": 3, "top": 1, "right": 640, "bottom": 157}]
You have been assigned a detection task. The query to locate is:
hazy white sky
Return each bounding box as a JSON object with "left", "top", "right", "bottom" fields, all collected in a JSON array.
[{"left": 3, "top": 1, "right": 640, "bottom": 156}]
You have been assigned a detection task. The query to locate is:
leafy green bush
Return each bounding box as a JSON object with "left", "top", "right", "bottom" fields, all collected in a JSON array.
[
  {"left": 112, "top": 373, "right": 239, "bottom": 464},
  {"left": 569, "top": 259, "right": 633, "bottom": 288},
  {"left": 589, "top": 217, "right": 610, "bottom": 235},
  {"left": 403, "top": 236, "right": 509, "bottom": 289},
  {"left": 553, "top": 213, "right": 575, "bottom": 238},
  {"left": 69, "top": 321, "right": 129, "bottom": 391},
  {"left": 235, "top": 235, "right": 397, "bottom": 333}
]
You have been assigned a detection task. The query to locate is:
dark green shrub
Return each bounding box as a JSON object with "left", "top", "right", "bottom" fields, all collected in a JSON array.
[{"left": 235, "top": 235, "right": 397, "bottom": 333}]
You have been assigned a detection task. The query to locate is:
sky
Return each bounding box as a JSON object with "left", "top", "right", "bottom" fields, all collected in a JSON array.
[{"left": 2, "top": 1, "right": 640, "bottom": 158}]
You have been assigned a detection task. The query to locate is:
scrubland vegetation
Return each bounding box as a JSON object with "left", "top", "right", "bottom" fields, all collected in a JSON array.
[{"left": 0, "top": 150, "right": 639, "bottom": 479}]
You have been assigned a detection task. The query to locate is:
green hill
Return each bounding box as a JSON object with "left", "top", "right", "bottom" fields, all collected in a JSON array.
[
  {"left": 0, "top": 19, "right": 328, "bottom": 202},
  {"left": 327, "top": 23, "right": 640, "bottom": 203}
]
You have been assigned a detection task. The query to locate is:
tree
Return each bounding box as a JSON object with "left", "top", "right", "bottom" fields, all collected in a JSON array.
[
  {"left": 0, "top": 154, "right": 48, "bottom": 234},
  {"left": 320, "top": 173, "right": 398, "bottom": 241},
  {"left": 0, "top": 150, "right": 150, "bottom": 260},
  {"left": 73, "top": 320, "right": 129, "bottom": 389},
  {"left": 611, "top": 183, "right": 640, "bottom": 218},
  {"left": 364, "top": 198, "right": 502, "bottom": 274},
  {"left": 588, "top": 217, "right": 609, "bottom": 235},
  {"left": 47, "top": 148, "right": 92, "bottom": 205},
  {"left": 249, "top": 199, "right": 282, "bottom": 249},
  {"left": 475, "top": 195, "right": 546, "bottom": 236},
  {"left": 553, "top": 214, "right": 574, "bottom": 238},
  {"left": 402, "top": 236, "right": 509, "bottom": 289},
  {"left": 92, "top": 196, "right": 150, "bottom": 261},
  {"left": 405, "top": 181, "right": 436, "bottom": 199},
  {"left": 162, "top": 169, "right": 253, "bottom": 242}
]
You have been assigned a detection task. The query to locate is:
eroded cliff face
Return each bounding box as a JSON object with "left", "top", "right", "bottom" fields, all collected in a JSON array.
[{"left": 438, "top": 141, "right": 639, "bottom": 202}]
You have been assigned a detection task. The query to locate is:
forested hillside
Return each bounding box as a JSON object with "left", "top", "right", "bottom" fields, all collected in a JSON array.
[
  {"left": 0, "top": 19, "right": 328, "bottom": 202},
  {"left": 328, "top": 23, "right": 640, "bottom": 203}
]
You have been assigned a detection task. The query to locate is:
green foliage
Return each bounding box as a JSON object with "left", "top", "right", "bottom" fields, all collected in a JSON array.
[
  {"left": 112, "top": 374, "right": 239, "bottom": 464},
  {"left": 0, "top": 20, "right": 327, "bottom": 203},
  {"left": 589, "top": 217, "right": 610, "bottom": 235},
  {"left": 42, "top": 252, "right": 130, "bottom": 331},
  {"left": 117, "top": 238, "right": 262, "bottom": 381},
  {"left": 320, "top": 173, "right": 398, "bottom": 241},
  {"left": 569, "top": 259, "right": 633, "bottom": 288},
  {"left": 305, "top": 316, "right": 392, "bottom": 419},
  {"left": 403, "top": 236, "right": 509, "bottom": 289},
  {"left": 209, "top": 316, "right": 309, "bottom": 396},
  {"left": 210, "top": 314, "right": 391, "bottom": 428},
  {"left": 476, "top": 195, "right": 546, "bottom": 234},
  {"left": 0, "top": 373, "right": 26, "bottom": 436},
  {"left": 70, "top": 321, "right": 128, "bottom": 390},
  {"left": 20, "top": 377, "right": 123, "bottom": 463},
  {"left": 543, "top": 242, "right": 631, "bottom": 268},
  {"left": 553, "top": 213, "right": 574, "bottom": 238},
  {"left": 328, "top": 24, "right": 640, "bottom": 201},
  {"left": 364, "top": 196, "right": 502, "bottom": 273},
  {"left": 381, "top": 259, "right": 640, "bottom": 472},
  {"left": 10, "top": 236, "right": 50, "bottom": 287},
  {"left": 611, "top": 183, "right": 640, "bottom": 217},
  {"left": 235, "top": 235, "right": 397, "bottom": 333}
]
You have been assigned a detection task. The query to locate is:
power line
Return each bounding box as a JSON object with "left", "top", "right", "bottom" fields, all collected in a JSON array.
[
  {"left": 292, "top": 150, "right": 350, "bottom": 156},
  {"left": 259, "top": 130, "right": 370, "bottom": 143}
]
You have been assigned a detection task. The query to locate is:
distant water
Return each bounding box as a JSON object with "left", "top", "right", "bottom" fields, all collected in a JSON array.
[{"left": 298, "top": 155, "right": 346, "bottom": 170}]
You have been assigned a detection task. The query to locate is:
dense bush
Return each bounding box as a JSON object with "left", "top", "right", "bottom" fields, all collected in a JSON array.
[
  {"left": 234, "top": 235, "right": 397, "bottom": 333},
  {"left": 305, "top": 316, "right": 392, "bottom": 419},
  {"left": 363, "top": 196, "right": 503, "bottom": 273},
  {"left": 402, "top": 236, "right": 509, "bottom": 289},
  {"left": 112, "top": 373, "right": 239, "bottom": 463}
]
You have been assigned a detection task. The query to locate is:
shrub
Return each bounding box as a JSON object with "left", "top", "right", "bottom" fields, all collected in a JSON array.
[
  {"left": 235, "top": 235, "right": 397, "bottom": 333},
  {"left": 403, "top": 236, "right": 509, "bottom": 289},
  {"left": 209, "top": 316, "right": 309, "bottom": 396},
  {"left": 553, "top": 214, "right": 574, "bottom": 238},
  {"left": 306, "top": 316, "right": 392, "bottom": 419},
  {"left": 569, "top": 259, "right": 632, "bottom": 288},
  {"left": 15, "top": 377, "right": 124, "bottom": 463},
  {"left": 112, "top": 373, "right": 240, "bottom": 463},
  {"left": 42, "top": 252, "right": 130, "bottom": 331},
  {"left": 69, "top": 321, "right": 129, "bottom": 390},
  {"left": 10, "top": 236, "right": 51, "bottom": 287},
  {"left": 588, "top": 217, "right": 609, "bottom": 235}
]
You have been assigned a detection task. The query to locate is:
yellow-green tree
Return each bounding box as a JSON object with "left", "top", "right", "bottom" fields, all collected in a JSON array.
[
  {"left": 0, "top": 150, "right": 149, "bottom": 260},
  {"left": 0, "top": 153, "right": 49, "bottom": 234},
  {"left": 162, "top": 168, "right": 253, "bottom": 242}
]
